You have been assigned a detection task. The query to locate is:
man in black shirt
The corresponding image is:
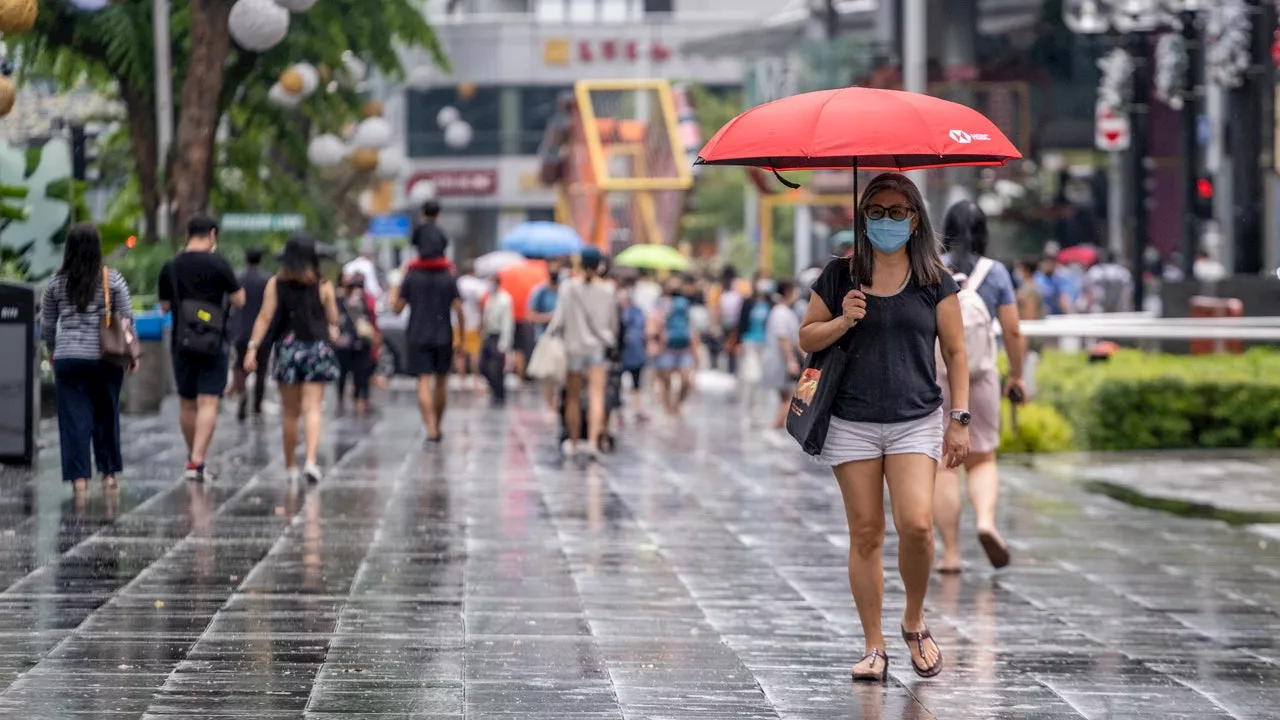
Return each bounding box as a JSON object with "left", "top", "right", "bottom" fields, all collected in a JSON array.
[
  {"left": 228, "top": 247, "right": 270, "bottom": 420},
  {"left": 158, "top": 216, "right": 245, "bottom": 482},
  {"left": 391, "top": 261, "right": 462, "bottom": 443}
]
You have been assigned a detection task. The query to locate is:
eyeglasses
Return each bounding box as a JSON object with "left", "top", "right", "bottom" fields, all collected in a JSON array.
[{"left": 865, "top": 204, "right": 914, "bottom": 221}]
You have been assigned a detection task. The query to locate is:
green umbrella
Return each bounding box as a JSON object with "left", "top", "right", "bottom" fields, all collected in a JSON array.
[{"left": 614, "top": 244, "right": 690, "bottom": 271}]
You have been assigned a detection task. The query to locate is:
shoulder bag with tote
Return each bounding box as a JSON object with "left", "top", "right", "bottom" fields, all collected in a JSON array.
[
  {"left": 100, "top": 267, "right": 142, "bottom": 368},
  {"left": 785, "top": 260, "right": 860, "bottom": 457},
  {"left": 527, "top": 287, "right": 569, "bottom": 385}
]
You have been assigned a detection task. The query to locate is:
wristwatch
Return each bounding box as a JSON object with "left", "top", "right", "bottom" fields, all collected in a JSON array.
[{"left": 949, "top": 409, "right": 972, "bottom": 426}]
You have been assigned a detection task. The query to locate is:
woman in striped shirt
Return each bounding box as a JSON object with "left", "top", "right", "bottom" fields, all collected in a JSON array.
[{"left": 40, "top": 224, "right": 136, "bottom": 495}]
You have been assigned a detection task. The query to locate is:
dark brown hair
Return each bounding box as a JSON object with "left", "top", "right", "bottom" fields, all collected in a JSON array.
[
  {"left": 277, "top": 233, "right": 319, "bottom": 284},
  {"left": 850, "top": 172, "right": 944, "bottom": 287}
]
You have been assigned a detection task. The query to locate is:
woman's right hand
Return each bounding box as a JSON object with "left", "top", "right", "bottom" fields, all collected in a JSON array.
[
  {"left": 841, "top": 289, "right": 867, "bottom": 326},
  {"left": 243, "top": 351, "right": 258, "bottom": 373}
]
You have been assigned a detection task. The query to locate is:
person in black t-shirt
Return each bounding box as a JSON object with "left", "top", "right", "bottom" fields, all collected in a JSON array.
[
  {"left": 412, "top": 200, "right": 449, "bottom": 260},
  {"left": 390, "top": 261, "right": 462, "bottom": 443},
  {"left": 228, "top": 247, "right": 271, "bottom": 420},
  {"left": 157, "top": 216, "right": 246, "bottom": 483},
  {"left": 798, "top": 173, "right": 970, "bottom": 683}
]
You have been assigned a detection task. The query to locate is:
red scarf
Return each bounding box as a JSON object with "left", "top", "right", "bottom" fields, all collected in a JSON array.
[{"left": 406, "top": 257, "right": 454, "bottom": 273}]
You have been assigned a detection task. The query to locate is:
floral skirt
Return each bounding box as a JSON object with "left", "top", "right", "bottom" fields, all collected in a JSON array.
[{"left": 275, "top": 335, "right": 340, "bottom": 385}]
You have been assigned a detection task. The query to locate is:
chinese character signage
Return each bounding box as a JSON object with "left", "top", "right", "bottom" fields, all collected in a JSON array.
[
  {"left": 406, "top": 170, "right": 498, "bottom": 198},
  {"left": 542, "top": 39, "right": 671, "bottom": 66}
]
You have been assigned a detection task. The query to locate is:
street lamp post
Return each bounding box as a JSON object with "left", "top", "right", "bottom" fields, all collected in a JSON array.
[{"left": 154, "top": 0, "right": 173, "bottom": 241}]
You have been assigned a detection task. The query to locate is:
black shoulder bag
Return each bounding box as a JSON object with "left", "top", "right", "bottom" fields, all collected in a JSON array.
[
  {"left": 785, "top": 263, "right": 860, "bottom": 456},
  {"left": 170, "top": 261, "right": 227, "bottom": 357}
]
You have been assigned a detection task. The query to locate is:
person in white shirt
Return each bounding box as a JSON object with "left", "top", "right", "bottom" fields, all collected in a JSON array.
[
  {"left": 342, "top": 237, "right": 384, "bottom": 304},
  {"left": 480, "top": 278, "right": 515, "bottom": 405},
  {"left": 632, "top": 270, "right": 662, "bottom": 316},
  {"left": 454, "top": 269, "right": 486, "bottom": 392}
]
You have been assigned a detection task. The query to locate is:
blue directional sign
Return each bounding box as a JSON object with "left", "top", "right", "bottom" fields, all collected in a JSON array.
[{"left": 368, "top": 214, "right": 411, "bottom": 239}]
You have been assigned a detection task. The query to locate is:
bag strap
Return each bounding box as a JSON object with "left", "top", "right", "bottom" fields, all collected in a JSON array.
[
  {"left": 967, "top": 257, "right": 995, "bottom": 293},
  {"left": 101, "top": 266, "right": 112, "bottom": 327}
]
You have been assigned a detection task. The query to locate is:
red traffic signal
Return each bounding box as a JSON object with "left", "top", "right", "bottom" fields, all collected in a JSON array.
[
  {"left": 1196, "top": 177, "right": 1213, "bottom": 200},
  {"left": 125, "top": 235, "right": 137, "bottom": 249}
]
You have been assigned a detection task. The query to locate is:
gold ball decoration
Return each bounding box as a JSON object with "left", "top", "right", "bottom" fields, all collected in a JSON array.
[
  {"left": 361, "top": 100, "right": 383, "bottom": 118},
  {"left": 279, "top": 69, "right": 304, "bottom": 95},
  {"left": 0, "top": 0, "right": 38, "bottom": 34},
  {"left": 349, "top": 147, "right": 379, "bottom": 173},
  {"left": 0, "top": 77, "right": 15, "bottom": 118}
]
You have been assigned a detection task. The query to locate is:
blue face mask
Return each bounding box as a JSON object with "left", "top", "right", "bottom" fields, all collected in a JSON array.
[{"left": 865, "top": 217, "right": 912, "bottom": 253}]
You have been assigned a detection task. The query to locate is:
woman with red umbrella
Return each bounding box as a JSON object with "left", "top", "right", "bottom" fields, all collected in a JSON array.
[{"left": 800, "top": 173, "right": 970, "bottom": 682}]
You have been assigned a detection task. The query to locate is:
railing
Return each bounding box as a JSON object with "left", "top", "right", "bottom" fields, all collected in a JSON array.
[{"left": 1020, "top": 316, "right": 1280, "bottom": 341}]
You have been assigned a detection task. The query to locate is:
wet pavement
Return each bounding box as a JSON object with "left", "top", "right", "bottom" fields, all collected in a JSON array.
[{"left": 1, "top": 386, "right": 1279, "bottom": 719}]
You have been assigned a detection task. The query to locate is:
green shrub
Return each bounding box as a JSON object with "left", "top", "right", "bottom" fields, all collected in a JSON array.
[
  {"left": 999, "top": 400, "right": 1075, "bottom": 453},
  {"left": 1033, "top": 348, "right": 1280, "bottom": 451}
]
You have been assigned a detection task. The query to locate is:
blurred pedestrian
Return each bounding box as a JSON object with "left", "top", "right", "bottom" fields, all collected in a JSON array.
[
  {"left": 528, "top": 267, "right": 562, "bottom": 411},
  {"left": 244, "top": 234, "right": 340, "bottom": 483},
  {"left": 1013, "top": 258, "right": 1044, "bottom": 320},
  {"left": 717, "top": 266, "right": 743, "bottom": 373},
  {"left": 411, "top": 199, "right": 449, "bottom": 260},
  {"left": 935, "top": 200, "right": 1025, "bottom": 574},
  {"left": 618, "top": 280, "right": 649, "bottom": 423},
  {"left": 1083, "top": 248, "right": 1133, "bottom": 313},
  {"left": 41, "top": 223, "right": 138, "bottom": 495},
  {"left": 554, "top": 247, "right": 618, "bottom": 459},
  {"left": 799, "top": 173, "right": 969, "bottom": 682},
  {"left": 342, "top": 236, "right": 385, "bottom": 305},
  {"left": 390, "top": 241, "right": 463, "bottom": 443},
  {"left": 229, "top": 247, "right": 270, "bottom": 421},
  {"left": 335, "top": 274, "right": 379, "bottom": 417},
  {"left": 454, "top": 266, "right": 485, "bottom": 392},
  {"left": 159, "top": 216, "right": 246, "bottom": 483},
  {"left": 654, "top": 277, "right": 698, "bottom": 419},
  {"left": 479, "top": 275, "right": 515, "bottom": 406},
  {"left": 763, "top": 279, "right": 802, "bottom": 445},
  {"left": 737, "top": 274, "right": 772, "bottom": 426}
]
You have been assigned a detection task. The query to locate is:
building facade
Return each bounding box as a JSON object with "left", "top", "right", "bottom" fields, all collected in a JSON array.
[{"left": 383, "top": 0, "right": 775, "bottom": 262}]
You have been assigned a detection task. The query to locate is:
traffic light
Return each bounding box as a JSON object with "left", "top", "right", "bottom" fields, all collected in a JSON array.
[
  {"left": 1195, "top": 176, "right": 1214, "bottom": 219},
  {"left": 125, "top": 236, "right": 137, "bottom": 250}
]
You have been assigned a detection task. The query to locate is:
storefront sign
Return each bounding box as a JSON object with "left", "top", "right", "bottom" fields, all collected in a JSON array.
[
  {"left": 221, "top": 213, "right": 306, "bottom": 232},
  {"left": 406, "top": 170, "right": 498, "bottom": 197},
  {"left": 542, "top": 39, "right": 672, "bottom": 65}
]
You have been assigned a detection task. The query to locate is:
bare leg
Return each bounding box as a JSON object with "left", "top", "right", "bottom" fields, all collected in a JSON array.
[
  {"left": 179, "top": 398, "right": 197, "bottom": 456},
  {"left": 965, "top": 451, "right": 1000, "bottom": 535},
  {"left": 833, "top": 457, "right": 888, "bottom": 677},
  {"left": 586, "top": 364, "right": 607, "bottom": 449},
  {"left": 657, "top": 370, "right": 674, "bottom": 415},
  {"left": 675, "top": 367, "right": 693, "bottom": 415},
  {"left": 564, "top": 372, "right": 584, "bottom": 447},
  {"left": 300, "top": 383, "right": 325, "bottom": 467},
  {"left": 885, "top": 452, "right": 943, "bottom": 673},
  {"left": 771, "top": 389, "right": 792, "bottom": 431},
  {"left": 432, "top": 375, "right": 448, "bottom": 431},
  {"left": 417, "top": 376, "right": 439, "bottom": 439},
  {"left": 190, "top": 395, "right": 221, "bottom": 466},
  {"left": 278, "top": 384, "right": 302, "bottom": 470},
  {"left": 933, "top": 467, "right": 963, "bottom": 572}
]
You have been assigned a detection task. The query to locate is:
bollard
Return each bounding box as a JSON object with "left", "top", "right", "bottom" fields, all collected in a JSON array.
[{"left": 121, "top": 311, "right": 174, "bottom": 415}]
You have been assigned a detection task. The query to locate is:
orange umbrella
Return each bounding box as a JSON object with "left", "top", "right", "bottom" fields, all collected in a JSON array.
[{"left": 498, "top": 259, "right": 550, "bottom": 324}]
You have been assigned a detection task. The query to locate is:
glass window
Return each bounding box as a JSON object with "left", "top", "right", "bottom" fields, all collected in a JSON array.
[
  {"left": 567, "top": 0, "right": 595, "bottom": 23},
  {"left": 644, "top": 0, "right": 672, "bottom": 12},
  {"left": 600, "top": 0, "right": 639, "bottom": 22},
  {"left": 519, "top": 86, "right": 572, "bottom": 155},
  {"left": 535, "top": 0, "right": 566, "bottom": 22},
  {"left": 406, "top": 87, "right": 503, "bottom": 158}
]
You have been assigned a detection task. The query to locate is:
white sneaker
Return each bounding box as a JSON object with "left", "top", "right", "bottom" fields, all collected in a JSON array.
[
  {"left": 303, "top": 463, "right": 322, "bottom": 484},
  {"left": 560, "top": 440, "right": 577, "bottom": 459}
]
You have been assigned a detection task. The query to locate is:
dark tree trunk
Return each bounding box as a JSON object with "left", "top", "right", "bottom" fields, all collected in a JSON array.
[
  {"left": 119, "top": 80, "right": 160, "bottom": 246},
  {"left": 169, "top": 0, "right": 235, "bottom": 236}
]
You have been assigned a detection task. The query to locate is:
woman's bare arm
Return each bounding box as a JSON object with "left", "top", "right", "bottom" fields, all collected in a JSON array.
[
  {"left": 248, "top": 277, "right": 278, "bottom": 348},
  {"left": 798, "top": 290, "right": 858, "bottom": 354}
]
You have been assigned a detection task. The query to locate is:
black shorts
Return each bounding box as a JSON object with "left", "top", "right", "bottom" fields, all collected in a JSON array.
[
  {"left": 407, "top": 344, "right": 453, "bottom": 376},
  {"left": 624, "top": 367, "right": 643, "bottom": 390},
  {"left": 514, "top": 322, "right": 536, "bottom": 358},
  {"left": 172, "top": 348, "right": 230, "bottom": 400}
]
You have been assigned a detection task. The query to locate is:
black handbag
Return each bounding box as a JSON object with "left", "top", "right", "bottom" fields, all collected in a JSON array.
[{"left": 786, "top": 277, "right": 860, "bottom": 456}]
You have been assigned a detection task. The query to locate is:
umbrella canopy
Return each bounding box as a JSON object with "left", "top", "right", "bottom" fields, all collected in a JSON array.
[
  {"left": 614, "top": 244, "right": 690, "bottom": 271},
  {"left": 474, "top": 250, "right": 524, "bottom": 278},
  {"left": 696, "top": 88, "right": 1021, "bottom": 172},
  {"left": 499, "top": 221, "right": 584, "bottom": 259},
  {"left": 497, "top": 259, "right": 550, "bottom": 323},
  {"left": 1057, "top": 244, "right": 1099, "bottom": 267}
]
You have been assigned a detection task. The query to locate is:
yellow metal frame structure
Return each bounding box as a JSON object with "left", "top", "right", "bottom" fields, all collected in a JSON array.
[
  {"left": 759, "top": 192, "right": 854, "bottom": 273},
  {"left": 573, "top": 79, "right": 694, "bottom": 193}
]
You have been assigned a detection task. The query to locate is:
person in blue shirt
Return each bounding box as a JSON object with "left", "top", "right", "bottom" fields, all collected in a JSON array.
[
  {"left": 736, "top": 276, "right": 773, "bottom": 426},
  {"left": 527, "top": 270, "right": 562, "bottom": 412},
  {"left": 653, "top": 277, "right": 699, "bottom": 418},
  {"left": 1032, "top": 255, "right": 1071, "bottom": 315},
  {"left": 617, "top": 280, "right": 650, "bottom": 422}
]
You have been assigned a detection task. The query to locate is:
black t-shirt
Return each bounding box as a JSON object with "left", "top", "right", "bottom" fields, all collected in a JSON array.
[
  {"left": 401, "top": 268, "right": 459, "bottom": 348},
  {"left": 159, "top": 251, "right": 240, "bottom": 308},
  {"left": 230, "top": 266, "right": 269, "bottom": 344},
  {"left": 811, "top": 257, "right": 959, "bottom": 424},
  {"left": 412, "top": 222, "right": 449, "bottom": 259}
]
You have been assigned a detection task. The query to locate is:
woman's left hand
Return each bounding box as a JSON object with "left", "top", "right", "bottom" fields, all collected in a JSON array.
[
  {"left": 942, "top": 421, "right": 970, "bottom": 469},
  {"left": 127, "top": 358, "right": 140, "bottom": 375},
  {"left": 243, "top": 352, "right": 258, "bottom": 373}
]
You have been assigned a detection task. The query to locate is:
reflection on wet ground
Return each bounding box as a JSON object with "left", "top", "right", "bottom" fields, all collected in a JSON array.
[{"left": 0, "top": 388, "right": 1277, "bottom": 718}]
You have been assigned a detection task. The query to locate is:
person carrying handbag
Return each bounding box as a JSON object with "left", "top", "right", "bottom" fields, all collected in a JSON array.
[
  {"left": 550, "top": 247, "right": 617, "bottom": 460},
  {"left": 40, "top": 224, "right": 139, "bottom": 496}
]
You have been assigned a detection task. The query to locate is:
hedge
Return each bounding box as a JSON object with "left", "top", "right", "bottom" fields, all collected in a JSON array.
[{"left": 1031, "top": 349, "right": 1280, "bottom": 451}]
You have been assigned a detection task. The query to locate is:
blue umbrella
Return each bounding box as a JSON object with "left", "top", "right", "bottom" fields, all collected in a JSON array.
[{"left": 499, "top": 221, "right": 584, "bottom": 258}]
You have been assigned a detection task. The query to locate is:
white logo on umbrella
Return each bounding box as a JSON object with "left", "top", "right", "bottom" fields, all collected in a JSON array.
[{"left": 949, "top": 129, "right": 972, "bottom": 144}]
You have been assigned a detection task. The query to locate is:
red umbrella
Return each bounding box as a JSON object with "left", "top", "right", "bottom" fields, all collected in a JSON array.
[
  {"left": 697, "top": 87, "right": 1021, "bottom": 172},
  {"left": 1057, "top": 244, "right": 1099, "bottom": 267}
]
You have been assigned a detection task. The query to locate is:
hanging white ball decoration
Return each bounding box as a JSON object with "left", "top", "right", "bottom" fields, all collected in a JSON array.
[
  {"left": 375, "top": 147, "right": 406, "bottom": 179},
  {"left": 291, "top": 63, "right": 320, "bottom": 97},
  {"left": 274, "top": 0, "right": 317, "bottom": 11},
  {"left": 307, "top": 133, "right": 347, "bottom": 167},
  {"left": 444, "top": 121, "right": 473, "bottom": 149},
  {"left": 407, "top": 66, "right": 434, "bottom": 90},
  {"left": 229, "top": 0, "right": 290, "bottom": 53},
  {"left": 352, "top": 117, "right": 394, "bottom": 149},
  {"left": 341, "top": 55, "right": 368, "bottom": 86},
  {"left": 268, "top": 83, "right": 301, "bottom": 108},
  {"left": 68, "top": 0, "right": 113, "bottom": 10},
  {"left": 409, "top": 180, "right": 437, "bottom": 204},
  {"left": 436, "top": 106, "right": 460, "bottom": 129},
  {"left": 358, "top": 189, "right": 376, "bottom": 217}
]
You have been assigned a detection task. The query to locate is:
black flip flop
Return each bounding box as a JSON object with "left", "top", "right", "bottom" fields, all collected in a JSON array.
[{"left": 978, "top": 530, "right": 1011, "bottom": 569}]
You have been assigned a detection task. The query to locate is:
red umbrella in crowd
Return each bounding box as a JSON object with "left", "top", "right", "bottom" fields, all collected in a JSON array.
[
  {"left": 1057, "top": 244, "right": 1099, "bottom": 267},
  {"left": 697, "top": 87, "right": 1021, "bottom": 174}
]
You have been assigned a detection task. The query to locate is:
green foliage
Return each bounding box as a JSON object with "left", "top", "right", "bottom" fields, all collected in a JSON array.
[
  {"left": 1034, "top": 349, "right": 1280, "bottom": 451},
  {"left": 999, "top": 400, "right": 1075, "bottom": 453},
  {"left": 682, "top": 86, "right": 746, "bottom": 244}
]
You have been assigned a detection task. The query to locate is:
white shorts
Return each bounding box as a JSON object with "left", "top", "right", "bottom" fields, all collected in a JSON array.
[{"left": 819, "top": 408, "right": 944, "bottom": 466}]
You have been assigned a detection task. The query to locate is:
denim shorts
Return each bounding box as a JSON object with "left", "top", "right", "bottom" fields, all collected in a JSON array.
[
  {"left": 654, "top": 349, "right": 694, "bottom": 372},
  {"left": 567, "top": 350, "right": 608, "bottom": 373},
  {"left": 819, "top": 408, "right": 944, "bottom": 466}
]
